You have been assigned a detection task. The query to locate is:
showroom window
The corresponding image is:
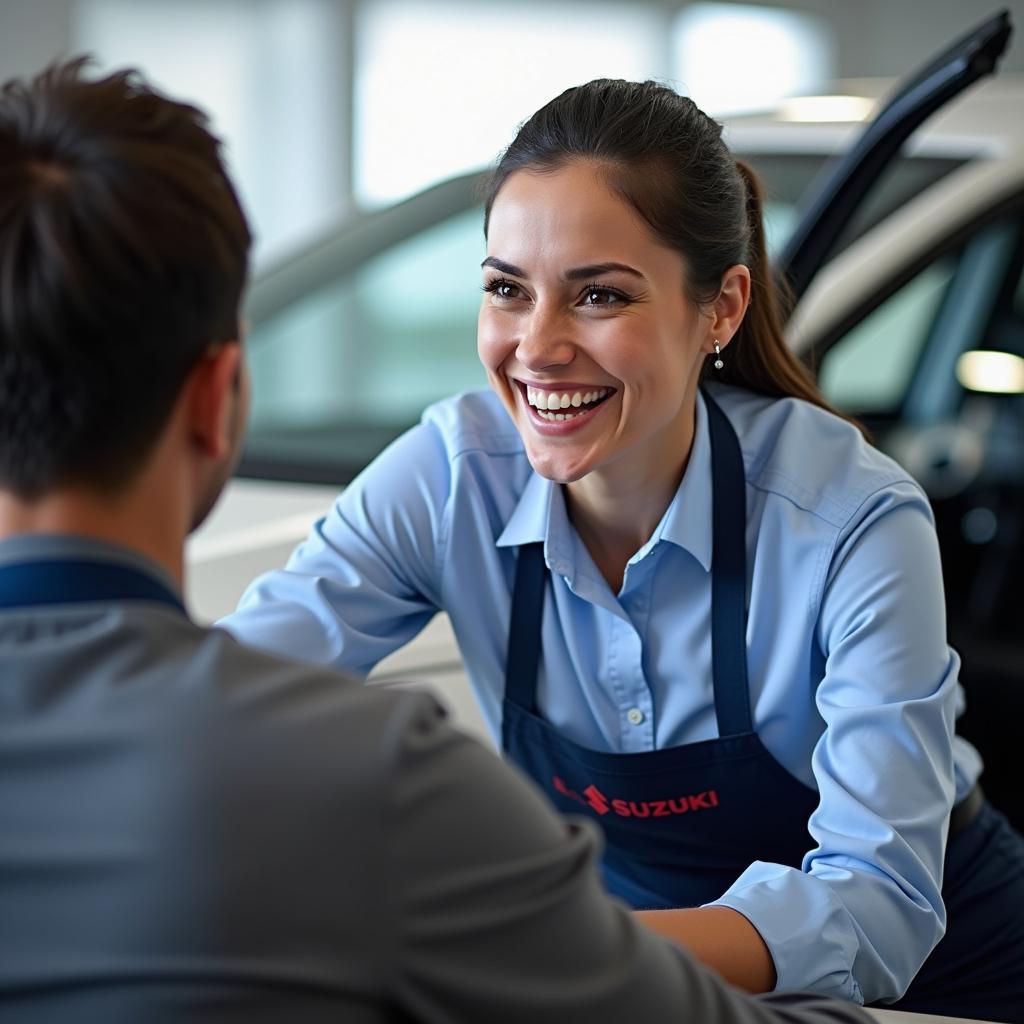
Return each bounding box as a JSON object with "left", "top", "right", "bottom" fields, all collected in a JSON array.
[
  {"left": 672, "top": 3, "right": 833, "bottom": 116},
  {"left": 75, "top": 0, "right": 352, "bottom": 264},
  {"left": 353, "top": 0, "right": 667, "bottom": 206}
]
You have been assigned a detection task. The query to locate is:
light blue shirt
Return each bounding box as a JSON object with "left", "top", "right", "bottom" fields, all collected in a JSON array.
[{"left": 224, "top": 383, "right": 982, "bottom": 1006}]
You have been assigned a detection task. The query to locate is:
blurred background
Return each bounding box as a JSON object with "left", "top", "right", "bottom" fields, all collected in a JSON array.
[
  {"left": 7, "top": 0, "right": 1020, "bottom": 474},
  {"left": 3, "top": 2, "right": 1024, "bottom": 826},
  {"left": 2, "top": 0, "right": 1021, "bottom": 262}
]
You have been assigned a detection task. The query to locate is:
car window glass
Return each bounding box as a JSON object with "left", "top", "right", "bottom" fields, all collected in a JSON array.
[
  {"left": 818, "top": 255, "right": 957, "bottom": 414},
  {"left": 1014, "top": 257, "right": 1024, "bottom": 318},
  {"left": 245, "top": 207, "right": 486, "bottom": 480},
  {"left": 743, "top": 152, "right": 965, "bottom": 258}
]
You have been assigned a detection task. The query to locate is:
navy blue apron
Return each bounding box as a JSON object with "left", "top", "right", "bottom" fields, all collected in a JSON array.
[
  {"left": 502, "top": 391, "right": 1024, "bottom": 1021},
  {"left": 894, "top": 799, "right": 1024, "bottom": 1021},
  {"left": 502, "top": 392, "right": 820, "bottom": 909},
  {"left": 0, "top": 557, "right": 185, "bottom": 614}
]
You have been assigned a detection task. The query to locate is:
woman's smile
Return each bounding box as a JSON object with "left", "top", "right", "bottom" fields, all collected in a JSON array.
[{"left": 518, "top": 380, "right": 617, "bottom": 433}]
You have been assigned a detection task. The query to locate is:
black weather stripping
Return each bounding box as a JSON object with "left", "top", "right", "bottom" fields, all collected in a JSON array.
[{"left": 777, "top": 9, "right": 1013, "bottom": 308}]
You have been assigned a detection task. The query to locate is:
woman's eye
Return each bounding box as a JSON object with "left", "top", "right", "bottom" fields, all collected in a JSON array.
[
  {"left": 483, "top": 278, "right": 522, "bottom": 301},
  {"left": 580, "top": 285, "right": 628, "bottom": 307}
]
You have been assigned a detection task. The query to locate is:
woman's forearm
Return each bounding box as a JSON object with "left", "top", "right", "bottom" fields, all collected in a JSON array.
[{"left": 635, "top": 906, "right": 776, "bottom": 993}]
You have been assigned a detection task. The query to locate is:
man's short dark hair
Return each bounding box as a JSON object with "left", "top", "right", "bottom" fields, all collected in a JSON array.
[{"left": 0, "top": 57, "right": 252, "bottom": 498}]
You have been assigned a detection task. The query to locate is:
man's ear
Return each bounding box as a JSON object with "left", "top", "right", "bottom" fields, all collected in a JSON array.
[
  {"left": 185, "top": 342, "right": 242, "bottom": 460},
  {"left": 704, "top": 265, "right": 751, "bottom": 353}
]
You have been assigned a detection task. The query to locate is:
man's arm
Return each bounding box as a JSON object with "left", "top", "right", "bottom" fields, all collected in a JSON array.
[{"left": 384, "top": 694, "right": 872, "bottom": 1024}]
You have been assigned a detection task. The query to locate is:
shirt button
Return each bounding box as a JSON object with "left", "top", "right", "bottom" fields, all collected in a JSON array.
[{"left": 627, "top": 707, "right": 645, "bottom": 726}]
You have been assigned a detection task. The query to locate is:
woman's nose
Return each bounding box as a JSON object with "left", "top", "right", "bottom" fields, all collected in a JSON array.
[{"left": 515, "top": 307, "right": 575, "bottom": 371}]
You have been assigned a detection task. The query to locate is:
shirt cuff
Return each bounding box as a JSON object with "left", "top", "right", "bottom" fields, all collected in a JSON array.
[{"left": 707, "top": 861, "right": 864, "bottom": 1004}]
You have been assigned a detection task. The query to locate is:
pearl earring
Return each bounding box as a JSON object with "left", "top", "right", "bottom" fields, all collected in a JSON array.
[{"left": 713, "top": 340, "right": 724, "bottom": 370}]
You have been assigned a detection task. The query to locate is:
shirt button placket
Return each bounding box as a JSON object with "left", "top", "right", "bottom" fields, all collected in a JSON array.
[{"left": 620, "top": 624, "right": 653, "bottom": 751}]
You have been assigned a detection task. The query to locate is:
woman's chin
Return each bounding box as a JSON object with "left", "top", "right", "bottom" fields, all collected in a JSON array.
[{"left": 524, "top": 448, "right": 595, "bottom": 485}]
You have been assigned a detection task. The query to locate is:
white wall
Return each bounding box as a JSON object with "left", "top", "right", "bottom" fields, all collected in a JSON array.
[
  {"left": 729, "top": 0, "right": 1024, "bottom": 76},
  {"left": 0, "top": 0, "right": 74, "bottom": 80}
]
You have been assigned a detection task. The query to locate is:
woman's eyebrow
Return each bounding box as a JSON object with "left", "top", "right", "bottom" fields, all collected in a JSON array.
[
  {"left": 481, "top": 257, "right": 645, "bottom": 281},
  {"left": 481, "top": 256, "right": 526, "bottom": 276},
  {"left": 564, "top": 262, "right": 645, "bottom": 281}
]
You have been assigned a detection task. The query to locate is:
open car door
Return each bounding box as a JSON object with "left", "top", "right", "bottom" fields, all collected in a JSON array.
[{"left": 778, "top": 9, "right": 1013, "bottom": 304}]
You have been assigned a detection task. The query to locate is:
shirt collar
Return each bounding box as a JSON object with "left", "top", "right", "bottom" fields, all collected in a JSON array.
[
  {"left": 495, "top": 389, "right": 716, "bottom": 574},
  {"left": 0, "top": 532, "right": 184, "bottom": 600},
  {"left": 496, "top": 469, "right": 551, "bottom": 550}
]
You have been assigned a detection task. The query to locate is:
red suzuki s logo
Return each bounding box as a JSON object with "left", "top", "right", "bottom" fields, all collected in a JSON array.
[{"left": 552, "top": 776, "right": 719, "bottom": 819}]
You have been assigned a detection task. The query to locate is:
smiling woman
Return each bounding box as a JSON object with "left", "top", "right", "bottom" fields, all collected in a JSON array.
[
  {"left": 222, "top": 78, "right": 1024, "bottom": 1022},
  {"left": 478, "top": 160, "right": 749, "bottom": 568}
]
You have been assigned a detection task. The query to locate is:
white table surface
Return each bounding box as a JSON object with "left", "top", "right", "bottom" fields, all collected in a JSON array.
[{"left": 869, "top": 1010, "right": 992, "bottom": 1023}]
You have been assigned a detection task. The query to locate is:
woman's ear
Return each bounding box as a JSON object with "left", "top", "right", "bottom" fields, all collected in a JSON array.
[
  {"left": 706, "top": 265, "right": 751, "bottom": 353},
  {"left": 185, "top": 342, "right": 243, "bottom": 459}
]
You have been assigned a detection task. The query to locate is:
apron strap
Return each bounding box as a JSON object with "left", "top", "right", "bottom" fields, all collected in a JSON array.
[
  {"left": 504, "top": 542, "right": 546, "bottom": 713},
  {"left": 0, "top": 558, "right": 185, "bottom": 615},
  {"left": 705, "top": 393, "right": 753, "bottom": 736}
]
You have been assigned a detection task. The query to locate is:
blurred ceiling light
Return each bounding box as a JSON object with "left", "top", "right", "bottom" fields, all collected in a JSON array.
[
  {"left": 777, "top": 95, "right": 876, "bottom": 122},
  {"left": 673, "top": 3, "right": 833, "bottom": 116},
  {"left": 956, "top": 350, "right": 1024, "bottom": 394}
]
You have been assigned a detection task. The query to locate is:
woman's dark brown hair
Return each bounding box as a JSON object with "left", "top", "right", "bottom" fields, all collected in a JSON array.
[{"left": 484, "top": 79, "right": 852, "bottom": 424}]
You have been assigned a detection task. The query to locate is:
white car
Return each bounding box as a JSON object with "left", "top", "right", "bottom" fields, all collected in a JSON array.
[{"left": 190, "top": 13, "right": 1024, "bottom": 824}]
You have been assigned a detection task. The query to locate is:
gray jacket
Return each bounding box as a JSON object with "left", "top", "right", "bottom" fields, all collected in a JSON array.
[{"left": 0, "top": 536, "right": 871, "bottom": 1023}]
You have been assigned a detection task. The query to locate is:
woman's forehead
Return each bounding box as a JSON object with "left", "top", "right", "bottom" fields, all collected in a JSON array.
[{"left": 486, "top": 163, "right": 680, "bottom": 272}]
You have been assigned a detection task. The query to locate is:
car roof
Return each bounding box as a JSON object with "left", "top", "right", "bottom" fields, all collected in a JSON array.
[{"left": 725, "top": 75, "right": 1024, "bottom": 159}]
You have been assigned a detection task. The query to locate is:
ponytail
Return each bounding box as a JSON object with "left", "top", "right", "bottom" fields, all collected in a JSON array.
[{"left": 712, "top": 161, "right": 862, "bottom": 434}]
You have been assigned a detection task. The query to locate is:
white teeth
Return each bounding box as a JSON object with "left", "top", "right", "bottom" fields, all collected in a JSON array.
[{"left": 526, "top": 385, "right": 611, "bottom": 413}]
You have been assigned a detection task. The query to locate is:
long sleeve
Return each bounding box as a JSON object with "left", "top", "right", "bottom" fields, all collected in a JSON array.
[
  {"left": 712, "top": 485, "right": 957, "bottom": 1004},
  {"left": 220, "top": 418, "right": 452, "bottom": 674},
  {"left": 385, "top": 696, "right": 874, "bottom": 1024}
]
